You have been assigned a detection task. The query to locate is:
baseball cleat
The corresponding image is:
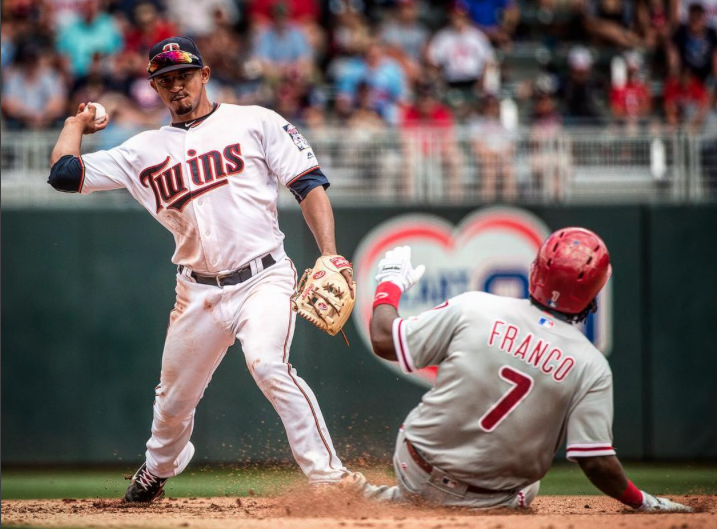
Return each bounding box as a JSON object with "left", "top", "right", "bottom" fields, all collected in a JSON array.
[
  {"left": 340, "top": 471, "right": 368, "bottom": 491},
  {"left": 340, "top": 471, "right": 403, "bottom": 502},
  {"left": 123, "top": 463, "right": 169, "bottom": 503},
  {"left": 309, "top": 471, "right": 367, "bottom": 494}
]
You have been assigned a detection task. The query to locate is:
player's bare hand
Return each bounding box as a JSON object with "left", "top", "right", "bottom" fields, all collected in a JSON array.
[
  {"left": 68, "top": 102, "right": 108, "bottom": 135},
  {"left": 341, "top": 269, "right": 355, "bottom": 299}
]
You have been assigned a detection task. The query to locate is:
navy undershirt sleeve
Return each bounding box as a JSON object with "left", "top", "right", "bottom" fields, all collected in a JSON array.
[
  {"left": 48, "top": 154, "right": 83, "bottom": 193},
  {"left": 288, "top": 168, "right": 330, "bottom": 203}
]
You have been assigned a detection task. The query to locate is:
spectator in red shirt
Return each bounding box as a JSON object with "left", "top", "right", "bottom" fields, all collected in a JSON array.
[
  {"left": 247, "top": 0, "right": 320, "bottom": 26},
  {"left": 402, "top": 90, "right": 454, "bottom": 130},
  {"left": 123, "top": 2, "right": 177, "bottom": 55},
  {"left": 610, "top": 51, "right": 652, "bottom": 131},
  {"left": 400, "top": 83, "right": 462, "bottom": 200},
  {"left": 664, "top": 69, "right": 709, "bottom": 131}
]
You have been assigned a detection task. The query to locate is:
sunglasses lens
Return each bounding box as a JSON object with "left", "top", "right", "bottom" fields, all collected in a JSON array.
[{"left": 147, "top": 51, "right": 199, "bottom": 74}]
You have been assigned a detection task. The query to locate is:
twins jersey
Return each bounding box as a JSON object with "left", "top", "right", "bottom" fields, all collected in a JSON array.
[
  {"left": 392, "top": 292, "right": 615, "bottom": 491},
  {"left": 79, "top": 104, "right": 320, "bottom": 273}
]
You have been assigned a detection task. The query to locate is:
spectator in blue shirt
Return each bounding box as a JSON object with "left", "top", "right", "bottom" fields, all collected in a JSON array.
[
  {"left": 465, "top": 0, "right": 520, "bottom": 48},
  {"left": 334, "top": 41, "right": 407, "bottom": 125},
  {"left": 669, "top": 2, "right": 717, "bottom": 82},
  {"left": 379, "top": 0, "right": 429, "bottom": 83},
  {"left": 1, "top": 22, "right": 18, "bottom": 71},
  {"left": 1, "top": 43, "right": 67, "bottom": 130},
  {"left": 56, "top": 0, "right": 123, "bottom": 77},
  {"left": 255, "top": 2, "right": 313, "bottom": 81},
  {"left": 379, "top": 0, "right": 429, "bottom": 62}
]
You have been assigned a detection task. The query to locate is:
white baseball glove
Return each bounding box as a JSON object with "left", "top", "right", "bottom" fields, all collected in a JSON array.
[
  {"left": 375, "top": 246, "right": 425, "bottom": 293},
  {"left": 638, "top": 492, "right": 693, "bottom": 513}
]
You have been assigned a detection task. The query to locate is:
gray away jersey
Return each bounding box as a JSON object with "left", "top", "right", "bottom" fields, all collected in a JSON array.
[{"left": 392, "top": 292, "right": 616, "bottom": 491}]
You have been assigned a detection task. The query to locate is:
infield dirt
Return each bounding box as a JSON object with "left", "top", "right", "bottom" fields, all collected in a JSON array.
[{"left": 2, "top": 493, "right": 715, "bottom": 529}]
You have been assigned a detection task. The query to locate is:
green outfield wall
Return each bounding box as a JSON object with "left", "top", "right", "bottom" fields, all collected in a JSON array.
[{"left": 2, "top": 205, "right": 716, "bottom": 465}]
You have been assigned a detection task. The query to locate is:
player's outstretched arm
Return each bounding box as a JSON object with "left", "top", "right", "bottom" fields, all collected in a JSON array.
[
  {"left": 577, "top": 455, "right": 629, "bottom": 498},
  {"left": 578, "top": 455, "right": 692, "bottom": 512},
  {"left": 369, "top": 246, "right": 426, "bottom": 361},
  {"left": 299, "top": 186, "right": 354, "bottom": 297}
]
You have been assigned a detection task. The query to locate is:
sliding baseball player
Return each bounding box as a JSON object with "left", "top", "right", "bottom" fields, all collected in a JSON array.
[{"left": 358, "top": 231, "right": 691, "bottom": 512}]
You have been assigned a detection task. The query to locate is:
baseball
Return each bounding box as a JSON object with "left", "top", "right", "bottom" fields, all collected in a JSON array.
[{"left": 87, "top": 102, "right": 107, "bottom": 124}]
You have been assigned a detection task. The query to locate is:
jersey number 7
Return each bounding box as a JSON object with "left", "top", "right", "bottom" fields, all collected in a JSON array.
[{"left": 479, "top": 366, "right": 534, "bottom": 432}]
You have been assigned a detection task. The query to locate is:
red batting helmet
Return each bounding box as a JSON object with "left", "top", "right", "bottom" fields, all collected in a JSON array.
[{"left": 529, "top": 227, "right": 612, "bottom": 314}]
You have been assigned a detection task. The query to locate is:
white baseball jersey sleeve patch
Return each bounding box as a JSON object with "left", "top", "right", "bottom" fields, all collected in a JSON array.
[
  {"left": 283, "top": 123, "right": 311, "bottom": 151},
  {"left": 261, "top": 110, "right": 319, "bottom": 187},
  {"left": 74, "top": 104, "right": 324, "bottom": 274}
]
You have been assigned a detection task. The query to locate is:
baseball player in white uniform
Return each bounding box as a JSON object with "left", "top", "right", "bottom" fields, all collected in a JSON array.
[
  {"left": 359, "top": 230, "right": 692, "bottom": 512},
  {"left": 48, "top": 37, "right": 354, "bottom": 502}
]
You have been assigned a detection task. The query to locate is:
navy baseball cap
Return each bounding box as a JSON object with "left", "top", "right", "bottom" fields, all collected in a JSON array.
[{"left": 147, "top": 36, "right": 204, "bottom": 79}]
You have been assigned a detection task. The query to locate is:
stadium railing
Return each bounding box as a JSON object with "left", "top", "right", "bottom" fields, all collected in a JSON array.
[{"left": 2, "top": 127, "right": 716, "bottom": 209}]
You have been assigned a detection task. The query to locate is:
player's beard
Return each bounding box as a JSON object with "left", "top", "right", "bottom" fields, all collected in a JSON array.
[{"left": 174, "top": 98, "right": 195, "bottom": 116}]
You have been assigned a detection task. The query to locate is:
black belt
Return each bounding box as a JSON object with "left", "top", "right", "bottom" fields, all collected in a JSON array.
[
  {"left": 405, "top": 439, "right": 505, "bottom": 495},
  {"left": 179, "top": 255, "right": 275, "bottom": 287}
]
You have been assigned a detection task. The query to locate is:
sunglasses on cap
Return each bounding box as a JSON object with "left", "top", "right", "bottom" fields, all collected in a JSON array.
[{"left": 147, "top": 50, "right": 201, "bottom": 76}]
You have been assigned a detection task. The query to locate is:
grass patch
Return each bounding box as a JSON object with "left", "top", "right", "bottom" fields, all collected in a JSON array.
[
  {"left": 540, "top": 462, "right": 717, "bottom": 495},
  {"left": 0, "top": 466, "right": 304, "bottom": 500},
  {"left": 2, "top": 462, "right": 715, "bottom": 500}
]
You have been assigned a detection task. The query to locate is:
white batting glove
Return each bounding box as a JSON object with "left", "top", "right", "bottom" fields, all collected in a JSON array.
[
  {"left": 375, "top": 246, "right": 426, "bottom": 293},
  {"left": 638, "top": 492, "right": 693, "bottom": 513}
]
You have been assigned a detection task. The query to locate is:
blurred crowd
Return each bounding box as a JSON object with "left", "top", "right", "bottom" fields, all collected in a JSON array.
[
  {"left": 3, "top": 0, "right": 717, "bottom": 133},
  {"left": 3, "top": 0, "right": 717, "bottom": 200},
  {"left": 3, "top": 0, "right": 717, "bottom": 132}
]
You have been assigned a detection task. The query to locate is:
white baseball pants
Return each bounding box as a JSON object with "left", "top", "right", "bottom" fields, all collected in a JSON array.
[{"left": 144, "top": 254, "right": 346, "bottom": 484}]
